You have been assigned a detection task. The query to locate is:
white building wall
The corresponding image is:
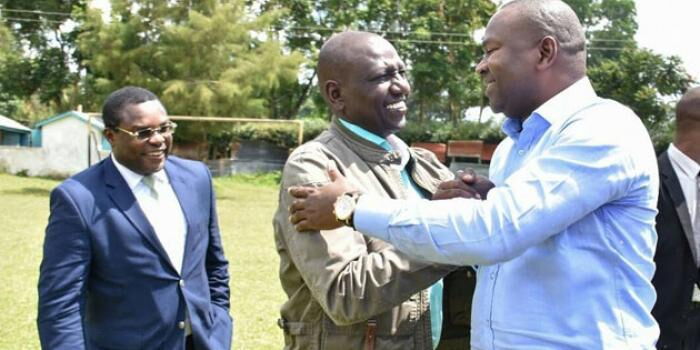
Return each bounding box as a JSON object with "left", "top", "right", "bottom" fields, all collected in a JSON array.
[{"left": 0, "top": 117, "right": 110, "bottom": 177}]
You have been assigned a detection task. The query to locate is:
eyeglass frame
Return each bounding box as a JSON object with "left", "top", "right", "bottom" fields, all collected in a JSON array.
[{"left": 112, "top": 122, "right": 178, "bottom": 141}]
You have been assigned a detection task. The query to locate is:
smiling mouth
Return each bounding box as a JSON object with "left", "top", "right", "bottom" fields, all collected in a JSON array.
[
  {"left": 145, "top": 149, "right": 166, "bottom": 157},
  {"left": 386, "top": 100, "right": 407, "bottom": 111}
]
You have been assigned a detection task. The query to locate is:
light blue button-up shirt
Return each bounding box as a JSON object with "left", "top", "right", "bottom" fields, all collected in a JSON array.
[
  {"left": 339, "top": 118, "right": 443, "bottom": 349},
  {"left": 353, "top": 78, "right": 660, "bottom": 349}
]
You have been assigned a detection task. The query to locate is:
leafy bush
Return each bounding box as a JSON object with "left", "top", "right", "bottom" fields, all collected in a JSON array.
[
  {"left": 398, "top": 119, "right": 505, "bottom": 145},
  {"left": 208, "top": 118, "right": 330, "bottom": 150}
]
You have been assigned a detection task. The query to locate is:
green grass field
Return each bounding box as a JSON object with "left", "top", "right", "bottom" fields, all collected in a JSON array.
[{"left": 0, "top": 172, "right": 286, "bottom": 349}]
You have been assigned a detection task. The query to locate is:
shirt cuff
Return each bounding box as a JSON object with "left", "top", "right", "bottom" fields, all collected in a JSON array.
[{"left": 354, "top": 194, "right": 401, "bottom": 241}]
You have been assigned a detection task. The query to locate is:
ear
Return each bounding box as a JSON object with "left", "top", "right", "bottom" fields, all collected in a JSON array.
[
  {"left": 324, "top": 80, "right": 344, "bottom": 113},
  {"left": 104, "top": 128, "right": 116, "bottom": 145},
  {"left": 536, "top": 36, "right": 558, "bottom": 70}
]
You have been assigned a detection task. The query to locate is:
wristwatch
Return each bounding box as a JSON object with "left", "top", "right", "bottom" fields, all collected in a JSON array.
[{"left": 333, "top": 191, "right": 361, "bottom": 228}]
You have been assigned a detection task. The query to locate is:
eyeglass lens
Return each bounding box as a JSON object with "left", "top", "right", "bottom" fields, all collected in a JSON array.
[{"left": 135, "top": 124, "right": 175, "bottom": 140}]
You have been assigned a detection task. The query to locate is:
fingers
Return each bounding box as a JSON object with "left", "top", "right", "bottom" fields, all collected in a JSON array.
[
  {"left": 288, "top": 186, "right": 312, "bottom": 198},
  {"left": 328, "top": 168, "right": 341, "bottom": 182},
  {"left": 294, "top": 219, "right": 311, "bottom": 232},
  {"left": 327, "top": 168, "right": 349, "bottom": 187},
  {"left": 437, "top": 179, "right": 478, "bottom": 195},
  {"left": 433, "top": 188, "right": 481, "bottom": 200},
  {"left": 289, "top": 198, "right": 305, "bottom": 214},
  {"left": 460, "top": 168, "right": 477, "bottom": 183},
  {"left": 437, "top": 179, "right": 462, "bottom": 191}
]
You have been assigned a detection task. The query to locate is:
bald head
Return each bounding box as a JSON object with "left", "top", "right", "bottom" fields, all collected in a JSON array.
[
  {"left": 315, "top": 31, "right": 411, "bottom": 136},
  {"left": 317, "top": 31, "right": 390, "bottom": 97},
  {"left": 501, "top": 0, "right": 587, "bottom": 70},
  {"left": 674, "top": 87, "right": 700, "bottom": 160},
  {"left": 676, "top": 87, "right": 700, "bottom": 130}
]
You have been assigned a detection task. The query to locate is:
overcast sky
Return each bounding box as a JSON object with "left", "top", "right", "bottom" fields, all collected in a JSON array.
[{"left": 635, "top": 0, "right": 699, "bottom": 83}]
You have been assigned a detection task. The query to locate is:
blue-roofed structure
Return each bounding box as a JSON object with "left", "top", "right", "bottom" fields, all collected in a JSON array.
[{"left": 0, "top": 115, "right": 31, "bottom": 146}]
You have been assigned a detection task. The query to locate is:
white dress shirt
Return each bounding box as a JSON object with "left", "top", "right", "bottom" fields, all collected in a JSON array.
[
  {"left": 111, "top": 155, "right": 188, "bottom": 274},
  {"left": 667, "top": 143, "right": 700, "bottom": 233}
]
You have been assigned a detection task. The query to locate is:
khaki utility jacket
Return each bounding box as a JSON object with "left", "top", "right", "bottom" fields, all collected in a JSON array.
[{"left": 273, "top": 120, "right": 466, "bottom": 350}]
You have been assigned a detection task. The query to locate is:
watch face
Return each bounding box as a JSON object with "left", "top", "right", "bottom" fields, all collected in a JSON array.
[{"left": 334, "top": 194, "right": 355, "bottom": 221}]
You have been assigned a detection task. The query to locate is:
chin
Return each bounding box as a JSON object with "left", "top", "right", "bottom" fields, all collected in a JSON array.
[{"left": 392, "top": 116, "right": 407, "bottom": 132}]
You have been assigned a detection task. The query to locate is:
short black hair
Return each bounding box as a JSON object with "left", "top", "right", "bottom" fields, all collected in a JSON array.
[{"left": 101, "top": 86, "right": 159, "bottom": 128}]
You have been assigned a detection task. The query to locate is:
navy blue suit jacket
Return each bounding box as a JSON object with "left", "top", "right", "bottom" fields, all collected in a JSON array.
[{"left": 38, "top": 156, "right": 232, "bottom": 349}]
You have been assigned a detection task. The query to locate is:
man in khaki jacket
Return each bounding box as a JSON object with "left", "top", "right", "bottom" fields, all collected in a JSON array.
[{"left": 273, "top": 31, "right": 474, "bottom": 349}]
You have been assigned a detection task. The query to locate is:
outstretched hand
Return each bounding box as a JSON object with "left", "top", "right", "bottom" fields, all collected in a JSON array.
[
  {"left": 432, "top": 168, "right": 495, "bottom": 201},
  {"left": 288, "top": 168, "right": 358, "bottom": 232}
]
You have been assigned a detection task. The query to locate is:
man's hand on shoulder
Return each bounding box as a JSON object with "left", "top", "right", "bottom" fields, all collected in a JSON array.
[
  {"left": 432, "top": 168, "right": 495, "bottom": 201},
  {"left": 288, "top": 168, "right": 357, "bottom": 232}
]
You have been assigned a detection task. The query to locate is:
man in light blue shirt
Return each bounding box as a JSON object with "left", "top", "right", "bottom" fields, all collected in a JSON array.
[{"left": 288, "top": 1, "right": 660, "bottom": 348}]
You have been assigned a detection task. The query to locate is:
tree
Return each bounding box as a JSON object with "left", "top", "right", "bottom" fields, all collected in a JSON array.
[
  {"left": 566, "top": 0, "right": 693, "bottom": 149},
  {"left": 0, "top": 22, "right": 23, "bottom": 117},
  {"left": 261, "top": 0, "right": 496, "bottom": 124},
  {"left": 0, "top": 0, "right": 87, "bottom": 112},
  {"left": 78, "top": 0, "right": 304, "bottom": 141}
]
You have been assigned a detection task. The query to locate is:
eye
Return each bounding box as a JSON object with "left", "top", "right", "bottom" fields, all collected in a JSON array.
[
  {"left": 135, "top": 128, "right": 156, "bottom": 140},
  {"left": 372, "top": 70, "right": 406, "bottom": 82}
]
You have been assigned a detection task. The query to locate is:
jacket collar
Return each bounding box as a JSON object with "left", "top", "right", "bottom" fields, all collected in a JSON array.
[
  {"left": 330, "top": 118, "right": 407, "bottom": 166},
  {"left": 659, "top": 151, "right": 699, "bottom": 263}
]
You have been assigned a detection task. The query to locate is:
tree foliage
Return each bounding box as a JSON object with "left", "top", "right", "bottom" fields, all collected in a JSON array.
[
  {"left": 0, "top": 0, "right": 86, "bottom": 113},
  {"left": 78, "top": 0, "right": 303, "bottom": 117},
  {"left": 262, "top": 0, "right": 495, "bottom": 124},
  {"left": 566, "top": 0, "right": 693, "bottom": 149},
  {"left": 77, "top": 0, "right": 304, "bottom": 141},
  {"left": 0, "top": 0, "right": 694, "bottom": 152}
]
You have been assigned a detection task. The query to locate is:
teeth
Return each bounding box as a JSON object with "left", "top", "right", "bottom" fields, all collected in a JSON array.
[{"left": 386, "top": 101, "right": 406, "bottom": 110}]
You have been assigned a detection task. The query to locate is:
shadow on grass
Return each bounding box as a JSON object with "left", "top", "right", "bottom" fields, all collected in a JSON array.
[
  {"left": 1, "top": 187, "right": 52, "bottom": 197},
  {"left": 216, "top": 195, "right": 239, "bottom": 202}
]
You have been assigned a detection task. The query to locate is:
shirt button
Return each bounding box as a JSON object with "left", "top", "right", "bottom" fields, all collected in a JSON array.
[
  {"left": 178, "top": 321, "right": 185, "bottom": 329},
  {"left": 490, "top": 272, "right": 496, "bottom": 280},
  {"left": 518, "top": 149, "right": 525, "bottom": 156},
  {"left": 179, "top": 280, "right": 185, "bottom": 288}
]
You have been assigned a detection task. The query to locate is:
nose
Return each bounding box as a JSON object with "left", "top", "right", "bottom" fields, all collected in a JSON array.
[
  {"left": 147, "top": 130, "right": 166, "bottom": 144},
  {"left": 475, "top": 57, "right": 488, "bottom": 77},
  {"left": 390, "top": 75, "right": 411, "bottom": 97}
]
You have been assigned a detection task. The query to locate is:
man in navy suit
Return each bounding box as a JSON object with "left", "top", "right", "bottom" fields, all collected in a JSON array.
[{"left": 37, "top": 86, "right": 232, "bottom": 349}]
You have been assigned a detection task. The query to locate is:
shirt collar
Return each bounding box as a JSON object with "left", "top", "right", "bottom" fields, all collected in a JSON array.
[
  {"left": 111, "top": 153, "right": 168, "bottom": 190},
  {"left": 339, "top": 118, "right": 392, "bottom": 151},
  {"left": 338, "top": 118, "right": 411, "bottom": 169},
  {"left": 502, "top": 77, "right": 596, "bottom": 141},
  {"left": 533, "top": 76, "right": 597, "bottom": 125},
  {"left": 668, "top": 143, "right": 700, "bottom": 179}
]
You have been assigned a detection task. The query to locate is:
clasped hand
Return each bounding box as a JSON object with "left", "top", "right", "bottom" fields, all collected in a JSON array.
[{"left": 288, "top": 168, "right": 494, "bottom": 232}]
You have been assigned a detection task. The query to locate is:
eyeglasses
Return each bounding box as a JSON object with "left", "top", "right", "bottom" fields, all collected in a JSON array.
[{"left": 113, "top": 122, "right": 177, "bottom": 141}]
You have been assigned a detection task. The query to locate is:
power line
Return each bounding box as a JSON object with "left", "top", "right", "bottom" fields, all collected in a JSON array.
[
  {"left": 0, "top": 16, "right": 66, "bottom": 24},
  {"left": 286, "top": 26, "right": 475, "bottom": 38},
  {"left": 0, "top": 9, "right": 641, "bottom": 45},
  {"left": 286, "top": 32, "right": 628, "bottom": 50},
  {"left": 0, "top": 8, "right": 72, "bottom": 17}
]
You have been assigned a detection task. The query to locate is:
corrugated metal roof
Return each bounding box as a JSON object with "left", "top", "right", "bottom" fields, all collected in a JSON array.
[
  {"left": 0, "top": 115, "right": 31, "bottom": 133},
  {"left": 34, "top": 111, "right": 105, "bottom": 130}
]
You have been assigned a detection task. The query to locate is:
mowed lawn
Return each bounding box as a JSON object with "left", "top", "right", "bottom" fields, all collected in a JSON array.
[{"left": 0, "top": 172, "right": 286, "bottom": 349}]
